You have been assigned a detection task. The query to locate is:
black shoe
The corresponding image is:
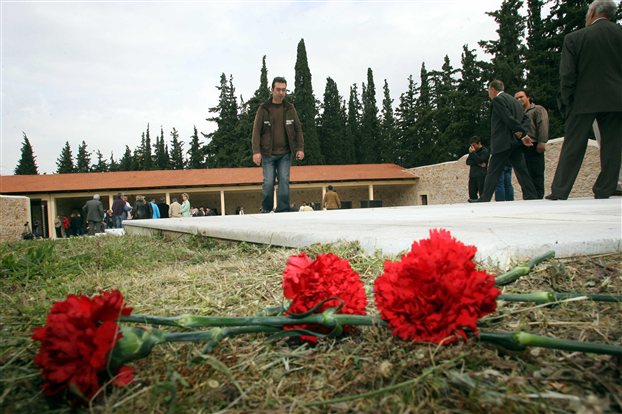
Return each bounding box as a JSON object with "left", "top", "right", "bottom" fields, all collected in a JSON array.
[
  {"left": 594, "top": 194, "right": 610, "bottom": 199},
  {"left": 468, "top": 198, "right": 486, "bottom": 203},
  {"left": 613, "top": 190, "right": 622, "bottom": 196},
  {"left": 545, "top": 194, "right": 561, "bottom": 200}
]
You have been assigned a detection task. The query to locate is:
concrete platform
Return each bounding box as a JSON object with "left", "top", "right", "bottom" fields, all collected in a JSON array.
[{"left": 123, "top": 198, "right": 622, "bottom": 267}]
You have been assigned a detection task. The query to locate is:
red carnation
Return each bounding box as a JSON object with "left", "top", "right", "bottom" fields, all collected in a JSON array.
[
  {"left": 32, "top": 290, "right": 134, "bottom": 402},
  {"left": 283, "top": 253, "right": 367, "bottom": 343},
  {"left": 374, "top": 229, "right": 499, "bottom": 344}
]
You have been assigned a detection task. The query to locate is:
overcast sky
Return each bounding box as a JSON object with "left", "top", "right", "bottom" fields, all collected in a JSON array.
[{"left": 1, "top": 0, "right": 503, "bottom": 175}]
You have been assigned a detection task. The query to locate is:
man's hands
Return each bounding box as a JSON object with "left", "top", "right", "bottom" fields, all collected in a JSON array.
[
  {"left": 252, "top": 153, "right": 261, "bottom": 166},
  {"left": 252, "top": 151, "right": 305, "bottom": 166}
]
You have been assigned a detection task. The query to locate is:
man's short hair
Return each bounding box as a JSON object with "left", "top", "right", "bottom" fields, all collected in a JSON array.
[
  {"left": 93, "top": 194, "right": 100, "bottom": 200},
  {"left": 590, "top": 0, "right": 617, "bottom": 19},
  {"left": 469, "top": 136, "right": 481, "bottom": 145},
  {"left": 516, "top": 88, "right": 533, "bottom": 102},
  {"left": 172, "top": 197, "right": 178, "bottom": 202},
  {"left": 272, "top": 76, "right": 287, "bottom": 89},
  {"left": 328, "top": 185, "right": 334, "bottom": 191},
  {"left": 488, "top": 80, "right": 505, "bottom": 91}
]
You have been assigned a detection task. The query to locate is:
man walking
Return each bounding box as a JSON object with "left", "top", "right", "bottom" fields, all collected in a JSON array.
[
  {"left": 515, "top": 89, "right": 550, "bottom": 199},
  {"left": 252, "top": 76, "right": 304, "bottom": 213},
  {"left": 323, "top": 185, "right": 342, "bottom": 210},
  {"left": 470, "top": 80, "right": 538, "bottom": 202},
  {"left": 466, "top": 136, "right": 489, "bottom": 200},
  {"left": 548, "top": 0, "right": 622, "bottom": 200},
  {"left": 82, "top": 194, "right": 104, "bottom": 236}
]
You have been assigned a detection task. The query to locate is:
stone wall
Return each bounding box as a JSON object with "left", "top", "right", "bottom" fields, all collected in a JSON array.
[
  {"left": 0, "top": 195, "right": 30, "bottom": 242},
  {"left": 410, "top": 137, "right": 600, "bottom": 204}
]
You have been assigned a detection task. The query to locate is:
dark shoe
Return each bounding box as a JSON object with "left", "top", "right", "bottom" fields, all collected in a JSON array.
[
  {"left": 545, "top": 194, "right": 561, "bottom": 200},
  {"left": 594, "top": 194, "right": 610, "bottom": 199},
  {"left": 468, "top": 198, "right": 480, "bottom": 203},
  {"left": 612, "top": 190, "right": 622, "bottom": 196}
]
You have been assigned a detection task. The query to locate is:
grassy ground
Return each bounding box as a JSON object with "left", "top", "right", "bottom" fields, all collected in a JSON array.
[{"left": 1, "top": 235, "right": 620, "bottom": 413}]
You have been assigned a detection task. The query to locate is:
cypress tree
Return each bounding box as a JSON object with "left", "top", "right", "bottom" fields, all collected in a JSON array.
[
  {"left": 169, "top": 127, "right": 185, "bottom": 170},
  {"left": 235, "top": 56, "right": 272, "bottom": 168},
  {"left": 293, "top": 38, "right": 323, "bottom": 164},
  {"left": 396, "top": 76, "right": 418, "bottom": 167},
  {"left": 76, "top": 140, "right": 91, "bottom": 173},
  {"left": 56, "top": 141, "right": 75, "bottom": 174},
  {"left": 109, "top": 152, "right": 119, "bottom": 172},
  {"left": 431, "top": 55, "right": 462, "bottom": 161},
  {"left": 479, "top": 0, "right": 526, "bottom": 92},
  {"left": 143, "top": 124, "right": 153, "bottom": 170},
  {"left": 360, "top": 68, "right": 381, "bottom": 163},
  {"left": 380, "top": 79, "right": 398, "bottom": 164},
  {"left": 14, "top": 133, "right": 39, "bottom": 175},
  {"left": 93, "top": 150, "right": 108, "bottom": 172},
  {"left": 155, "top": 126, "right": 170, "bottom": 170},
  {"left": 319, "top": 77, "right": 347, "bottom": 164},
  {"left": 187, "top": 126, "right": 204, "bottom": 169},
  {"left": 204, "top": 73, "right": 239, "bottom": 168},
  {"left": 412, "top": 63, "right": 435, "bottom": 167},
  {"left": 119, "top": 146, "right": 133, "bottom": 171},
  {"left": 345, "top": 84, "right": 361, "bottom": 164},
  {"left": 455, "top": 45, "right": 489, "bottom": 150}
]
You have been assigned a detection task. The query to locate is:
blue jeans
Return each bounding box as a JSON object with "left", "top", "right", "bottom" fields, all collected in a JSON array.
[
  {"left": 495, "top": 165, "right": 515, "bottom": 201},
  {"left": 262, "top": 153, "right": 291, "bottom": 212}
]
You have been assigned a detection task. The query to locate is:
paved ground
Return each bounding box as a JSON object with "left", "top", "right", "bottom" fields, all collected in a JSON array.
[{"left": 122, "top": 197, "right": 622, "bottom": 267}]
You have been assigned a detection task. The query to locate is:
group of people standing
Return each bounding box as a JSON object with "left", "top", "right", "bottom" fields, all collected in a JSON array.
[{"left": 468, "top": 0, "right": 621, "bottom": 203}]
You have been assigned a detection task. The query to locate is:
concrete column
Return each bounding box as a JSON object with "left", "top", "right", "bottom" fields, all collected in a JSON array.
[
  {"left": 368, "top": 185, "right": 374, "bottom": 201},
  {"left": 220, "top": 190, "right": 225, "bottom": 216},
  {"left": 321, "top": 186, "right": 326, "bottom": 210},
  {"left": 165, "top": 192, "right": 171, "bottom": 204},
  {"left": 108, "top": 194, "right": 114, "bottom": 209},
  {"left": 273, "top": 191, "right": 277, "bottom": 211},
  {"left": 49, "top": 195, "right": 57, "bottom": 240}
]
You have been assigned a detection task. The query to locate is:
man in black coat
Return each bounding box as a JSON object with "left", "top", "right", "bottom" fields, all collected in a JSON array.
[
  {"left": 548, "top": 0, "right": 622, "bottom": 200},
  {"left": 470, "top": 80, "right": 538, "bottom": 202}
]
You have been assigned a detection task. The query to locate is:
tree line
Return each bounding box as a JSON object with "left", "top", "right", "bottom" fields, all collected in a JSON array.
[{"left": 13, "top": 0, "right": 621, "bottom": 176}]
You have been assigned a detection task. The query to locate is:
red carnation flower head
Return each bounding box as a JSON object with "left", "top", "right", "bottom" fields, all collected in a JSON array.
[
  {"left": 32, "top": 289, "right": 134, "bottom": 402},
  {"left": 374, "top": 229, "right": 499, "bottom": 344},
  {"left": 283, "top": 252, "right": 367, "bottom": 343}
]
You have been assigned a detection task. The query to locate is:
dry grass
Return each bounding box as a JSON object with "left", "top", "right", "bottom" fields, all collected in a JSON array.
[{"left": 0, "top": 235, "right": 620, "bottom": 413}]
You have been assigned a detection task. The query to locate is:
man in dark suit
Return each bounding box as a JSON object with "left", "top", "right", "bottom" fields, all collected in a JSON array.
[
  {"left": 547, "top": 0, "right": 622, "bottom": 200},
  {"left": 469, "top": 80, "right": 538, "bottom": 202}
]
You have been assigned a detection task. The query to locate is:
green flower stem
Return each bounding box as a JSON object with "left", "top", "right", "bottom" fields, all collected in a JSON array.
[
  {"left": 480, "top": 330, "right": 622, "bottom": 356},
  {"left": 121, "top": 313, "right": 381, "bottom": 329},
  {"left": 162, "top": 326, "right": 281, "bottom": 342},
  {"left": 494, "top": 250, "right": 555, "bottom": 286},
  {"left": 498, "top": 292, "right": 622, "bottom": 304}
]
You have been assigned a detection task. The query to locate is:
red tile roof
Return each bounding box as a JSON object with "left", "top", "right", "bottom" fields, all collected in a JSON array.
[{"left": 0, "top": 164, "right": 417, "bottom": 194}]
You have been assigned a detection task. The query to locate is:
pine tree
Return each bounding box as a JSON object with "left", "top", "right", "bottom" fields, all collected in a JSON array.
[
  {"left": 155, "top": 126, "right": 170, "bottom": 170},
  {"left": 92, "top": 150, "right": 108, "bottom": 172},
  {"left": 119, "top": 146, "right": 133, "bottom": 171},
  {"left": 380, "top": 79, "right": 398, "bottom": 164},
  {"left": 169, "top": 127, "right": 185, "bottom": 169},
  {"left": 479, "top": 0, "right": 526, "bottom": 92},
  {"left": 360, "top": 68, "right": 381, "bottom": 163},
  {"left": 56, "top": 141, "right": 75, "bottom": 174},
  {"left": 76, "top": 140, "right": 91, "bottom": 173},
  {"left": 318, "top": 77, "right": 347, "bottom": 164},
  {"left": 396, "top": 76, "right": 418, "bottom": 167},
  {"left": 345, "top": 84, "right": 361, "bottom": 164},
  {"left": 187, "top": 126, "right": 204, "bottom": 169},
  {"left": 143, "top": 124, "right": 153, "bottom": 170},
  {"left": 109, "top": 152, "right": 119, "bottom": 172},
  {"left": 204, "top": 73, "right": 239, "bottom": 168},
  {"left": 293, "top": 39, "right": 323, "bottom": 164}
]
